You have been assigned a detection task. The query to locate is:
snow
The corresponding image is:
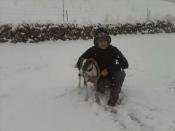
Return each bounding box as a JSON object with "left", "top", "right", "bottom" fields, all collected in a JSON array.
[
  {"left": 1, "top": 0, "right": 175, "bottom": 130},
  {"left": 0, "top": 34, "right": 175, "bottom": 131},
  {"left": 0, "top": 0, "right": 175, "bottom": 24}
]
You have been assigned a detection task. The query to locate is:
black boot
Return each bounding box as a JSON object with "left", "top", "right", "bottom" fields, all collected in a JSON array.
[
  {"left": 107, "top": 96, "right": 118, "bottom": 106},
  {"left": 107, "top": 87, "right": 119, "bottom": 106},
  {"left": 107, "top": 71, "right": 126, "bottom": 106}
]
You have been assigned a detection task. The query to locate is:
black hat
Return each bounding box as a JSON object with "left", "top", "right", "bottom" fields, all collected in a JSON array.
[{"left": 94, "top": 28, "right": 111, "bottom": 46}]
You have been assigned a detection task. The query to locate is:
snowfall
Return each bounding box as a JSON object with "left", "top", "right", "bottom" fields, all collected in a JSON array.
[{"left": 1, "top": 0, "right": 175, "bottom": 131}]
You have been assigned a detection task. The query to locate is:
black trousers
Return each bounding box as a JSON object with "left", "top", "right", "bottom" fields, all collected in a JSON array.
[{"left": 97, "top": 70, "right": 126, "bottom": 106}]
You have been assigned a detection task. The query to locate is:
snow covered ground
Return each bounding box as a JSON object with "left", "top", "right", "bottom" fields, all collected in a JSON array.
[
  {"left": 0, "top": 0, "right": 175, "bottom": 24},
  {"left": 0, "top": 33, "right": 175, "bottom": 131}
]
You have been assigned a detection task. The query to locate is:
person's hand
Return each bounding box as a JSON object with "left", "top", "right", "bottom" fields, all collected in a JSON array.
[{"left": 101, "top": 68, "right": 109, "bottom": 77}]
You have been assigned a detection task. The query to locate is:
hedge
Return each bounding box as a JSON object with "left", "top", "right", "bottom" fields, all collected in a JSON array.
[{"left": 0, "top": 20, "right": 175, "bottom": 43}]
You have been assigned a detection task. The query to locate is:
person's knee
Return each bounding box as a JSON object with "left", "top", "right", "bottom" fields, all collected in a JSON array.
[
  {"left": 111, "top": 71, "right": 126, "bottom": 91},
  {"left": 112, "top": 70, "right": 126, "bottom": 80}
]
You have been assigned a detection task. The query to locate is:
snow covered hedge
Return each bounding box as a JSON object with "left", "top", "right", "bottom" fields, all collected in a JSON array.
[{"left": 0, "top": 20, "right": 175, "bottom": 43}]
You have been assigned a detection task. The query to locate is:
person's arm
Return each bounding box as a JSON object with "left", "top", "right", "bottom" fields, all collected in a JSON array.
[
  {"left": 114, "top": 47, "right": 129, "bottom": 69},
  {"left": 106, "top": 47, "right": 128, "bottom": 74},
  {"left": 76, "top": 46, "right": 95, "bottom": 70}
]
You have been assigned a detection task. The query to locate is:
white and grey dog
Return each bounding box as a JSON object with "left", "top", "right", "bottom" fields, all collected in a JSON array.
[{"left": 78, "top": 58, "right": 100, "bottom": 101}]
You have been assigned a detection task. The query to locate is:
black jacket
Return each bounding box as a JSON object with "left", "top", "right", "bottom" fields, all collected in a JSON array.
[{"left": 76, "top": 45, "right": 129, "bottom": 73}]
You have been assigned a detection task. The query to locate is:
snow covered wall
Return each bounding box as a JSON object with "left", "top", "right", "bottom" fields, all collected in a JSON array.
[
  {"left": 0, "top": 0, "right": 175, "bottom": 24},
  {"left": 1, "top": 21, "right": 175, "bottom": 43}
]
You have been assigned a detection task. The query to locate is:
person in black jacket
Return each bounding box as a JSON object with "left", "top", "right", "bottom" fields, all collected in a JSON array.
[{"left": 76, "top": 28, "right": 129, "bottom": 106}]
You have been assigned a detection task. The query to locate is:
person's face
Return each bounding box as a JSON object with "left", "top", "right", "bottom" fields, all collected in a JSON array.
[{"left": 97, "top": 38, "right": 109, "bottom": 49}]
